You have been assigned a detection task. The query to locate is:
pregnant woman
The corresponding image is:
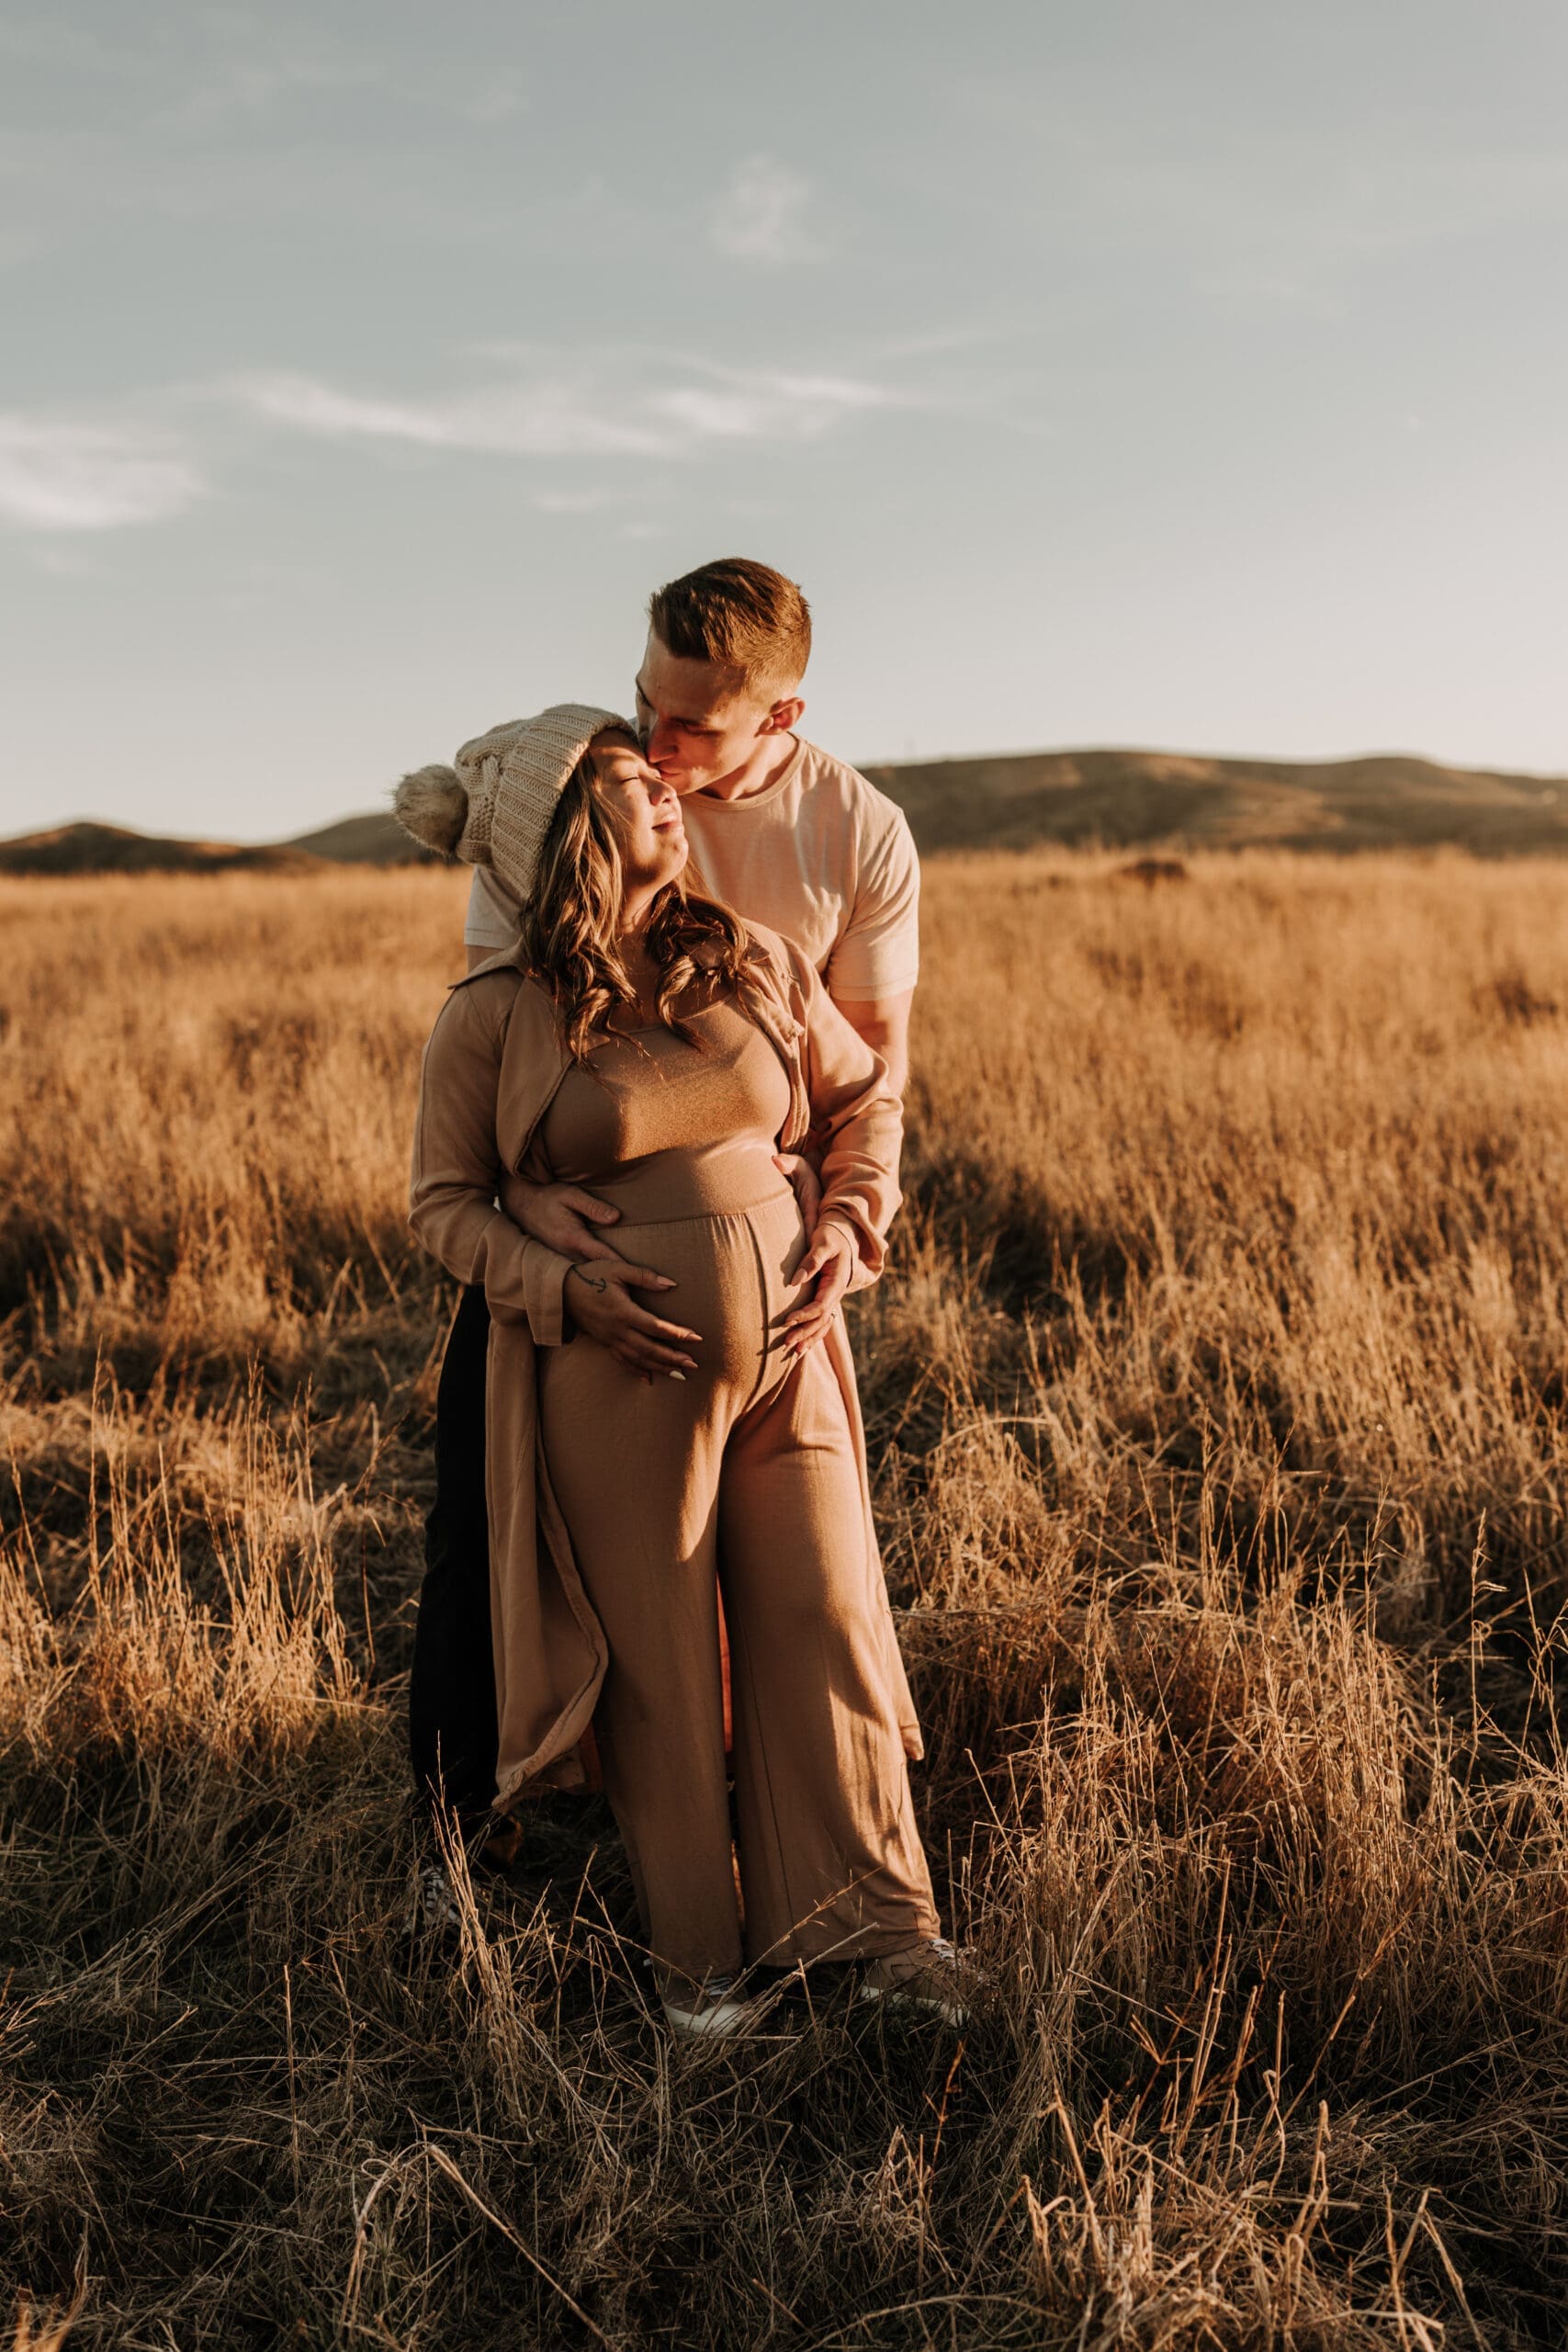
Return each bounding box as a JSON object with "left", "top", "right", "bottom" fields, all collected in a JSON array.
[{"left": 400, "top": 706, "right": 960, "bottom": 2036}]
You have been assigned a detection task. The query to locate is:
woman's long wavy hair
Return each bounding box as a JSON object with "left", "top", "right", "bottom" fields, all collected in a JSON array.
[{"left": 516, "top": 746, "right": 766, "bottom": 1064}]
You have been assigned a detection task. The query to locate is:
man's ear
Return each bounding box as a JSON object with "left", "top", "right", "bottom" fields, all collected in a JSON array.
[{"left": 761, "top": 695, "right": 805, "bottom": 737}]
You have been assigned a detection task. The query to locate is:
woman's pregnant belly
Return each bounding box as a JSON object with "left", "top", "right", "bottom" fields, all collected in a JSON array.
[
  {"left": 595, "top": 1188, "right": 809, "bottom": 1396},
  {"left": 537, "top": 1190, "right": 816, "bottom": 1596}
]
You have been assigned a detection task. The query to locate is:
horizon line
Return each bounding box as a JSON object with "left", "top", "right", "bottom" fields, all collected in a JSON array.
[{"left": 10, "top": 735, "right": 1568, "bottom": 852}]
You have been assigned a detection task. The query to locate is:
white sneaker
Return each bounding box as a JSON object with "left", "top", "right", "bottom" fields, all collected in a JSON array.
[
  {"left": 860, "top": 1939, "right": 972, "bottom": 2025},
  {"left": 407, "top": 1860, "right": 463, "bottom": 1940},
  {"left": 660, "top": 1971, "right": 757, "bottom": 2039}
]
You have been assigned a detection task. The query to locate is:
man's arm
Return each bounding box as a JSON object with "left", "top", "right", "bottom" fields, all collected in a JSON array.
[
  {"left": 834, "top": 989, "right": 913, "bottom": 1101},
  {"left": 821, "top": 799, "right": 919, "bottom": 1100},
  {"left": 775, "top": 990, "right": 911, "bottom": 1237},
  {"left": 464, "top": 866, "right": 521, "bottom": 975}
]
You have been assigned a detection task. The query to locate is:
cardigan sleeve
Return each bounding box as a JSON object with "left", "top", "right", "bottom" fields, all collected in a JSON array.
[
  {"left": 409, "top": 976, "right": 573, "bottom": 1345},
  {"left": 780, "top": 937, "right": 904, "bottom": 1293}
]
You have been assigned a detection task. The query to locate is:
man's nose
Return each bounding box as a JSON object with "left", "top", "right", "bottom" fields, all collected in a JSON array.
[{"left": 645, "top": 717, "right": 679, "bottom": 763}]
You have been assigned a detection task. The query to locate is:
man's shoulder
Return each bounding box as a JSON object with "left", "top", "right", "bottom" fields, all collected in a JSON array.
[{"left": 795, "top": 741, "right": 914, "bottom": 848}]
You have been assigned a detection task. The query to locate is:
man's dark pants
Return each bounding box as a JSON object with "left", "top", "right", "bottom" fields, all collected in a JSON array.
[{"left": 409, "top": 1283, "right": 499, "bottom": 1828}]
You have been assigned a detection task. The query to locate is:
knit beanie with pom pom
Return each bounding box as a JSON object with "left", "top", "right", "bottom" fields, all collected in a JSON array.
[{"left": 392, "top": 704, "right": 629, "bottom": 906}]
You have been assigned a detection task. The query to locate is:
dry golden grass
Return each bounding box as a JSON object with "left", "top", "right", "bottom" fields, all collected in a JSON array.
[{"left": 6, "top": 850, "right": 1568, "bottom": 2346}]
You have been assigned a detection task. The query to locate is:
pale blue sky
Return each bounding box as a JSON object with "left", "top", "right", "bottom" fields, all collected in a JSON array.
[{"left": 4, "top": 0, "right": 1566, "bottom": 840}]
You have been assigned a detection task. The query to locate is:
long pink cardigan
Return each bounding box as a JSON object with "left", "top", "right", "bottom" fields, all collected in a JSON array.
[{"left": 408, "top": 922, "right": 922, "bottom": 1809}]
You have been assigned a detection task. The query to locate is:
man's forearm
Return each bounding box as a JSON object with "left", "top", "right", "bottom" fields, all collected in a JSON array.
[{"left": 835, "top": 992, "right": 913, "bottom": 1099}]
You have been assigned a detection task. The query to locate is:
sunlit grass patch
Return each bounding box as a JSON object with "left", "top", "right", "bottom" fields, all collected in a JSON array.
[{"left": 6, "top": 854, "right": 1568, "bottom": 2342}]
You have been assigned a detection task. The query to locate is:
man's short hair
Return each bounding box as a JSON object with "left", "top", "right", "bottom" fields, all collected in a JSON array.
[{"left": 648, "top": 558, "right": 811, "bottom": 695}]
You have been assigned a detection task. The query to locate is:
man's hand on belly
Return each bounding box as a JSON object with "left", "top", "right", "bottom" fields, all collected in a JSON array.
[
  {"left": 499, "top": 1170, "right": 669, "bottom": 1279},
  {"left": 772, "top": 1151, "right": 822, "bottom": 1231}
]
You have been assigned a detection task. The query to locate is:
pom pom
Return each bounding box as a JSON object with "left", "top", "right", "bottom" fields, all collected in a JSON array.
[{"left": 391, "top": 764, "right": 468, "bottom": 854}]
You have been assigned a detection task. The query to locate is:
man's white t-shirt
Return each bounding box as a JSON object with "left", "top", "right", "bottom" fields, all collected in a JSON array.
[{"left": 464, "top": 737, "right": 919, "bottom": 1003}]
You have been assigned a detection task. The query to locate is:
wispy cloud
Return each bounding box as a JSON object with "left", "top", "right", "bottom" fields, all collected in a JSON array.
[
  {"left": 466, "top": 77, "right": 527, "bottom": 125},
  {"left": 709, "top": 155, "right": 816, "bottom": 264},
  {"left": 0, "top": 345, "right": 918, "bottom": 537},
  {"left": 0, "top": 415, "right": 205, "bottom": 532},
  {"left": 231, "top": 356, "right": 899, "bottom": 461},
  {"left": 530, "top": 487, "right": 623, "bottom": 514},
  {"left": 236, "top": 371, "right": 667, "bottom": 458}
]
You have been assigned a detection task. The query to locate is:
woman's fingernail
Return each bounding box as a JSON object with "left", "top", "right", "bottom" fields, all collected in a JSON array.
[{"left": 669, "top": 1370, "right": 686, "bottom": 1382}]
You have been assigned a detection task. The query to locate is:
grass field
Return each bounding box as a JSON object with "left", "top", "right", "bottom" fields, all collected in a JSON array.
[{"left": 6, "top": 849, "right": 1568, "bottom": 2347}]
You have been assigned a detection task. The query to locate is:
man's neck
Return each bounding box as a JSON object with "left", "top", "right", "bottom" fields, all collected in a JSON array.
[{"left": 693, "top": 731, "right": 799, "bottom": 805}]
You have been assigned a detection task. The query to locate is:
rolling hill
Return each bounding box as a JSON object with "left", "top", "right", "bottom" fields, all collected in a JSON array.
[
  {"left": 860, "top": 748, "right": 1568, "bottom": 855},
  {"left": 5, "top": 749, "right": 1567, "bottom": 875},
  {"left": 0, "top": 812, "right": 434, "bottom": 877},
  {"left": 0, "top": 822, "right": 319, "bottom": 878},
  {"left": 281, "top": 810, "right": 435, "bottom": 865}
]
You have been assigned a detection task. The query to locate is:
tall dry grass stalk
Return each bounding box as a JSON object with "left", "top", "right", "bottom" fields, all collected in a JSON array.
[{"left": 5, "top": 852, "right": 1568, "bottom": 2345}]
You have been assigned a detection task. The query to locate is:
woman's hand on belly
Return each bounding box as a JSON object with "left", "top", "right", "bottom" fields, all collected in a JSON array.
[{"left": 564, "top": 1262, "right": 704, "bottom": 1379}]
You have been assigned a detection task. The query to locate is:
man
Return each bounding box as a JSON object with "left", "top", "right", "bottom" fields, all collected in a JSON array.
[{"left": 409, "top": 556, "right": 920, "bottom": 1853}]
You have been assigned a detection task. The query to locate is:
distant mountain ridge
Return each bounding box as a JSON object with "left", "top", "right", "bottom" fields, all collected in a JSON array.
[
  {"left": 282, "top": 811, "right": 429, "bottom": 865},
  {"left": 0, "top": 821, "right": 321, "bottom": 877},
  {"left": 0, "top": 811, "right": 431, "bottom": 876},
  {"left": 5, "top": 749, "right": 1568, "bottom": 876},
  {"left": 861, "top": 749, "right": 1568, "bottom": 856}
]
